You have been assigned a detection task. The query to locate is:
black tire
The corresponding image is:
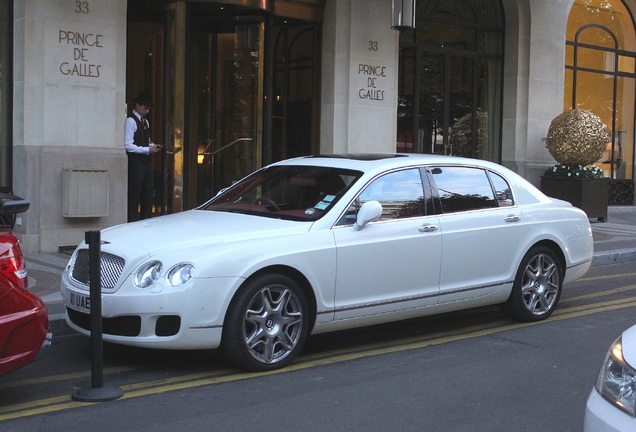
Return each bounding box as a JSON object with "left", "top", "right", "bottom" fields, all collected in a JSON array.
[
  {"left": 501, "top": 246, "right": 563, "bottom": 322},
  {"left": 222, "top": 273, "right": 310, "bottom": 371}
]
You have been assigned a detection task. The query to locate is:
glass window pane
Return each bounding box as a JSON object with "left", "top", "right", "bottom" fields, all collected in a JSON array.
[
  {"left": 356, "top": 169, "right": 426, "bottom": 221},
  {"left": 419, "top": 53, "right": 445, "bottom": 154},
  {"left": 567, "top": 0, "right": 636, "bottom": 192},
  {"left": 419, "top": 21, "right": 476, "bottom": 52},
  {"left": 208, "top": 165, "right": 361, "bottom": 221},
  {"left": 481, "top": 30, "right": 503, "bottom": 56},
  {"left": 448, "top": 56, "right": 474, "bottom": 157},
  {"left": 488, "top": 172, "right": 514, "bottom": 207},
  {"left": 189, "top": 23, "right": 261, "bottom": 206},
  {"left": 399, "top": 0, "right": 504, "bottom": 162},
  {"left": 568, "top": 0, "right": 632, "bottom": 51},
  {"left": 618, "top": 54, "right": 635, "bottom": 74},
  {"left": 397, "top": 48, "right": 415, "bottom": 153},
  {"left": 478, "top": 57, "right": 501, "bottom": 161},
  {"left": 577, "top": 45, "right": 612, "bottom": 72},
  {"left": 573, "top": 70, "right": 614, "bottom": 127},
  {"left": 430, "top": 166, "right": 497, "bottom": 212},
  {"left": 578, "top": 26, "right": 616, "bottom": 49}
]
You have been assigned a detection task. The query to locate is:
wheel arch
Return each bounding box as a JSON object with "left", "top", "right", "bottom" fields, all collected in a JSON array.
[
  {"left": 240, "top": 265, "right": 318, "bottom": 332},
  {"left": 528, "top": 239, "right": 566, "bottom": 277}
]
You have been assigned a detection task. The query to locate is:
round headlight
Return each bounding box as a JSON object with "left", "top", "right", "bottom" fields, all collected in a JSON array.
[
  {"left": 134, "top": 261, "right": 163, "bottom": 288},
  {"left": 166, "top": 263, "right": 194, "bottom": 287}
]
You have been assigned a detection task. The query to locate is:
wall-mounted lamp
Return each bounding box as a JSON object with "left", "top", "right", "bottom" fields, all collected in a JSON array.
[{"left": 392, "top": 0, "right": 416, "bottom": 30}]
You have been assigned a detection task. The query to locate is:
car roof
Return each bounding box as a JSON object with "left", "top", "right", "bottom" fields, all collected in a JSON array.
[{"left": 273, "top": 153, "right": 510, "bottom": 175}]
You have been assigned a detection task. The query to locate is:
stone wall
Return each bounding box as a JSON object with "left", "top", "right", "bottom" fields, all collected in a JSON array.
[{"left": 13, "top": 0, "right": 127, "bottom": 252}]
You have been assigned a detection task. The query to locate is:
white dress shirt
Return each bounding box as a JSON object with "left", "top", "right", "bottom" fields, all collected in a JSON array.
[{"left": 125, "top": 111, "right": 151, "bottom": 155}]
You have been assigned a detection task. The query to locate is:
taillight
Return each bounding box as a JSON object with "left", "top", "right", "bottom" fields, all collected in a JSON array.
[{"left": 0, "top": 230, "right": 28, "bottom": 290}]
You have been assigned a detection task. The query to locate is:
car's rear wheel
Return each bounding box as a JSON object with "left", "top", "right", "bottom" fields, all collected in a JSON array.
[
  {"left": 222, "top": 273, "right": 309, "bottom": 371},
  {"left": 501, "top": 246, "right": 563, "bottom": 322}
]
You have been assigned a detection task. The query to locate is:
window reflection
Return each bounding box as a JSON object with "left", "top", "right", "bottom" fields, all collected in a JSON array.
[
  {"left": 339, "top": 169, "right": 428, "bottom": 225},
  {"left": 566, "top": 0, "right": 635, "bottom": 204},
  {"left": 207, "top": 165, "right": 361, "bottom": 222},
  {"left": 430, "top": 166, "right": 499, "bottom": 213},
  {"left": 397, "top": 0, "right": 504, "bottom": 161},
  {"left": 488, "top": 171, "right": 514, "bottom": 207}
]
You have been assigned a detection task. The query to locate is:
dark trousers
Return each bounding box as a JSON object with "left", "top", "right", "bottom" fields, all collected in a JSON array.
[{"left": 127, "top": 154, "right": 154, "bottom": 222}]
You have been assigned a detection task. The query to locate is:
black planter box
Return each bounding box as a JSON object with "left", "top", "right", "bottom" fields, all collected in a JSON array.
[{"left": 540, "top": 177, "right": 609, "bottom": 222}]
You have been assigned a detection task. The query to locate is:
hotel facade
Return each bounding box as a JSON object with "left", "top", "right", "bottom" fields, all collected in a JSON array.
[{"left": 1, "top": 0, "right": 634, "bottom": 252}]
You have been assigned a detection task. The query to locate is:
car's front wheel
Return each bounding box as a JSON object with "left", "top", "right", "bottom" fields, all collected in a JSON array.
[
  {"left": 501, "top": 246, "right": 563, "bottom": 322},
  {"left": 222, "top": 273, "right": 310, "bottom": 371}
]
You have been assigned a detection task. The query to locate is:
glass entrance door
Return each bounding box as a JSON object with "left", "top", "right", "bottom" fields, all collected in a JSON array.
[
  {"left": 189, "top": 21, "right": 263, "bottom": 206},
  {"left": 128, "top": 1, "right": 321, "bottom": 214}
]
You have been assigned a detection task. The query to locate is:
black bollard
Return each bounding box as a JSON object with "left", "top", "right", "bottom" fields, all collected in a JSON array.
[{"left": 72, "top": 231, "right": 123, "bottom": 402}]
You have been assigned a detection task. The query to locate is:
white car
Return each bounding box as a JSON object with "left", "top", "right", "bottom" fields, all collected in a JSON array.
[
  {"left": 60, "top": 154, "right": 593, "bottom": 371},
  {"left": 584, "top": 325, "right": 636, "bottom": 431}
]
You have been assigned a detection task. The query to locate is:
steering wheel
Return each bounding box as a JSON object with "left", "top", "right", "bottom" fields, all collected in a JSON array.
[{"left": 255, "top": 196, "right": 281, "bottom": 211}]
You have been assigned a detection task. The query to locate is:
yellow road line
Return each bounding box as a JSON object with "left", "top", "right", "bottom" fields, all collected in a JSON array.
[
  {"left": 562, "top": 283, "right": 636, "bottom": 303},
  {"left": 577, "top": 272, "right": 636, "bottom": 282},
  {"left": 0, "top": 367, "right": 135, "bottom": 389}
]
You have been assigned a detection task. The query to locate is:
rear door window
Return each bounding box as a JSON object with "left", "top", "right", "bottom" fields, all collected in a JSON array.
[
  {"left": 488, "top": 171, "right": 514, "bottom": 207},
  {"left": 428, "top": 166, "right": 499, "bottom": 213}
]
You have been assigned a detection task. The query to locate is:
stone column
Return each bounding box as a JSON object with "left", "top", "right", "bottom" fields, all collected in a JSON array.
[
  {"left": 13, "top": 0, "right": 128, "bottom": 252},
  {"left": 320, "top": 0, "right": 399, "bottom": 154},
  {"left": 501, "top": 0, "right": 572, "bottom": 185}
]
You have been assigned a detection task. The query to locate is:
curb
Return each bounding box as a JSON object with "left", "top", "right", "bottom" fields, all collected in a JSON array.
[{"left": 591, "top": 248, "right": 636, "bottom": 267}]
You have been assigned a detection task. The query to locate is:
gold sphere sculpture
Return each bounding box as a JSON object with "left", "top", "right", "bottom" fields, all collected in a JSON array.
[{"left": 545, "top": 108, "right": 610, "bottom": 166}]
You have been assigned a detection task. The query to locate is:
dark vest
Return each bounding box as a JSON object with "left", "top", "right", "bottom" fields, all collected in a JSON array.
[{"left": 129, "top": 115, "right": 149, "bottom": 148}]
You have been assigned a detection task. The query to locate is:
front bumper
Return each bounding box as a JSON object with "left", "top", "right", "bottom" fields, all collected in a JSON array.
[
  {"left": 60, "top": 270, "right": 243, "bottom": 350},
  {"left": 584, "top": 388, "right": 636, "bottom": 432}
]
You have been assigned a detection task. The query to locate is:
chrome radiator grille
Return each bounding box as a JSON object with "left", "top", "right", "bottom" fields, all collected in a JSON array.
[{"left": 70, "top": 249, "right": 126, "bottom": 289}]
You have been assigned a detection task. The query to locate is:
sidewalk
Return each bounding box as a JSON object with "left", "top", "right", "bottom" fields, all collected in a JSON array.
[{"left": 25, "top": 206, "right": 636, "bottom": 324}]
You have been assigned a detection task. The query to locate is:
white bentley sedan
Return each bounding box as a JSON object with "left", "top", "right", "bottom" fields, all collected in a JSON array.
[{"left": 60, "top": 154, "right": 593, "bottom": 371}]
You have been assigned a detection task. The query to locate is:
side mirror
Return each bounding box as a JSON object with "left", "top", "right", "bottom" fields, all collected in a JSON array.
[
  {"left": 354, "top": 200, "right": 382, "bottom": 231},
  {"left": 0, "top": 193, "right": 30, "bottom": 229},
  {"left": 0, "top": 194, "right": 30, "bottom": 216}
]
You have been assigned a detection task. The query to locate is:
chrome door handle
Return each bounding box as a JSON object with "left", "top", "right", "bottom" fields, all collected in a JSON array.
[
  {"left": 419, "top": 225, "right": 439, "bottom": 233},
  {"left": 505, "top": 215, "right": 521, "bottom": 223}
]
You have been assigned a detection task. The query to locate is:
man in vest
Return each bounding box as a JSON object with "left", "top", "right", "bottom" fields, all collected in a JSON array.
[{"left": 125, "top": 91, "right": 161, "bottom": 222}]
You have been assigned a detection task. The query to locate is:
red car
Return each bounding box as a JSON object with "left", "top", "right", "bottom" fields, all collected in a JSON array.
[{"left": 0, "top": 194, "right": 50, "bottom": 375}]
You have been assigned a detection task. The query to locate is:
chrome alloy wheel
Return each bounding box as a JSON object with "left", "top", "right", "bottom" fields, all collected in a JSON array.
[
  {"left": 242, "top": 284, "right": 304, "bottom": 364},
  {"left": 520, "top": 252, "right": 561, "bottom": 316},
  {"left": 501, "top": 246, "right": 563, "bottom": 322}
]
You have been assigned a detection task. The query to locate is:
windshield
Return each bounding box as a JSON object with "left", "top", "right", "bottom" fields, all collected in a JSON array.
[{"left": 202, "top": 165, "right": 363, "bottom": 221}]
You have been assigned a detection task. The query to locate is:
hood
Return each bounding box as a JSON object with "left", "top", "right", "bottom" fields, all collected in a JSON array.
[{"left": 100, "top": 210, "right": 311, "bottom": 255}]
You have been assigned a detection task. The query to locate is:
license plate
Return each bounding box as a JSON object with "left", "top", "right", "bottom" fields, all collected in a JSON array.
[{"left": 69, "top": 291, "right": 91, "bottom": 312}]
